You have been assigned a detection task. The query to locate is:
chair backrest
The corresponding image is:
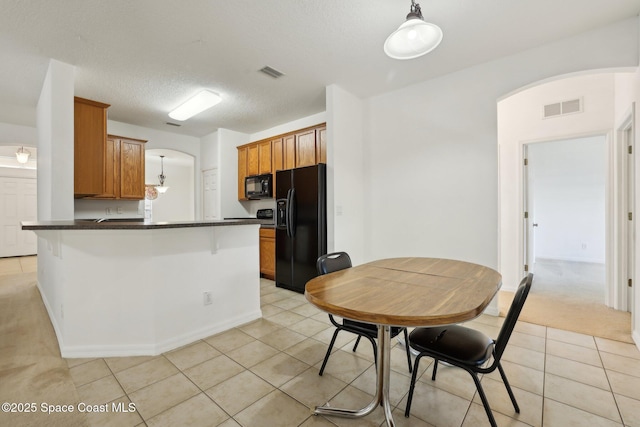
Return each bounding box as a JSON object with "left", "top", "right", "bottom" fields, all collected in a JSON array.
[
  {"left": 317, "top": 252, "right": 352, "bottom": 275},
  {"left": 493, "top": 273, "right": 533, "bottom": 361}
]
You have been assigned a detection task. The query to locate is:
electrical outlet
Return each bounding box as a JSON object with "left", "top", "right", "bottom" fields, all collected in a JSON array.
[
  {"left": 203, "top": 291, "right": 213, "bottom": 306},
  {"left": 106, "top": 207, "right": 112, "bottom": 215},
  {"left": 117, "top": 206, "right": 123, "bottom": 214}
]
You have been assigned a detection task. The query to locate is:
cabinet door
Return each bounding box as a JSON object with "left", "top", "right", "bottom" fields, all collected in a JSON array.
[
  {"left": 272, "top": 138, "right": 284, "bottom": 172},
  {"left": 119, "top": 139, "right": 145, "bottom": 199},
  {"left": 93, "top": 137, "right": 118, "bottom": 199},
  {"left": 237, "top": 147, "right": 248, "bottom": 200},
  {"left": 259, "top": 227, "right": 275, "bottom": 279},
  {"left": 258, "top": 140, "right": 272, "bottom": 174},
  {"left": 283, "top": 134, "right": 296, "bottom": 170},
  {"left": 316, "top": 126, "right": 326, "bottom": 164},
  {"left": 247, "top": 144, "right": 259, "bottom": 176},
  {"left": 295, "top": 130, "right": 316, "bottom": 167},
  {"left": 74, "top": 97, "right": 109, "bottom": 197}
]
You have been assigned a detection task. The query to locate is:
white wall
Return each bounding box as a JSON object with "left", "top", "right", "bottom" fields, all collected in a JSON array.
[
  {"left": 145, "top": 151, "right": 195, "bottom": 222},
  {"left": 528, "top": 136, "right": 606, "bottom": 263},
  {"left": 216, "top": 128, "right": 250, "bottom": 219},
  {"left": 362, "top": 18, "right": 637, "bottom": 277},
  {"left": 326, "top": 85, "right": 366, "bottom": 264},
  {"left": 37, "top": 59, "right": 75, "bottom": 221}
]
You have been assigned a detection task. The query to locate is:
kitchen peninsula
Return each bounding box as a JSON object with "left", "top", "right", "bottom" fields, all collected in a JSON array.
[{"left": 22, "top": 219, "right": 270, "bottom": 358}]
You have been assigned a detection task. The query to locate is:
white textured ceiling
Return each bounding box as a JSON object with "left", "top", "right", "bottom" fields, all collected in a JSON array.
[{"left": 0, "top": 0, "right": 639, "bottom": 137}]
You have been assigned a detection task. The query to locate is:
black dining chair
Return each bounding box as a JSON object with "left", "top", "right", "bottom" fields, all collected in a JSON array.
[
  {"left": 316, "top": 252, "right": 413, "bottom": 376},
  {"left": 404, "top": 273, "right": 533, "bottom": 427}
]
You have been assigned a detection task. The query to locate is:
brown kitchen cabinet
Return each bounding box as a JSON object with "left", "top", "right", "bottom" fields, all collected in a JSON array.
[
  {"left": 74, "top": 97, "right": 110, "bottom": 197},
  {"left": 237, "top": 123, "right": 326, "bottom": 200},
  {"left": 237, "top": 146, "right": 248, "bottom": 200},
  {"left": 91, "top": 135, "right": 147, "bottom": 200},
  {"left": 295, "top": 129, "right": 317, "bottom": 167},
  {"left": 259, "top": 227, "right": 275, "bottom": 280}
]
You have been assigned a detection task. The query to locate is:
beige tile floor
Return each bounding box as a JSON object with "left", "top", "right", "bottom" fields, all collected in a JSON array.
[{"left": 3, "top": 256, "right": 640, "bottom": 426}]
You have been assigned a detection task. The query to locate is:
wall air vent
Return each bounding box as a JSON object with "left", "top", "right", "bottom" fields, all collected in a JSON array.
[
  {"left": 165, "top": 122, "right": 181, "bottom": 127},
  {"left": 543, "top": 98, "right": 582, "bottom": 119},
  {"left": 259, "top": 66, "right": 285, "bottom": 79}
]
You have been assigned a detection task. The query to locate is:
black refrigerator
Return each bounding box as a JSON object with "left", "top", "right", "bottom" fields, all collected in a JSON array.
[{"left": 275, "top": 164, "right": 327, "bottom": 293}]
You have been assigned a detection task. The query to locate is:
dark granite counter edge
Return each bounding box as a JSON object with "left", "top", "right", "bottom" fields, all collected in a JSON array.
[{"left": 21, "top": 219, "right": 275, "bottom": 231}]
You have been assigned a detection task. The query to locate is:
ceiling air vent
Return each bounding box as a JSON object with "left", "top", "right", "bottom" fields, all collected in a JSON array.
[
  {"left": 259, "top": 66, "right": 285, "bottom": 79},
  {"left": 543, "top": 98, "right": 582, "bottom": 119},
  {"left": 165, "top": 122, "right": 181, "bottom": 127}
]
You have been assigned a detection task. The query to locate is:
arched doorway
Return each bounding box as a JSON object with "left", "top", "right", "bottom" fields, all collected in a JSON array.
[{"left": 145, "top": 149, "right": 195, "bottom": 222}]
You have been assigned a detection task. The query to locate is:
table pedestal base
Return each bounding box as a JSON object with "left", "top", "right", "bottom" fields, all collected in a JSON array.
[{"left": 314, "top": 325, "right": 395, "bottom": 426}]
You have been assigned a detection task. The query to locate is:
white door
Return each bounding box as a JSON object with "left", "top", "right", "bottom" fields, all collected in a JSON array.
[
  {"left": 0, "top": 177, "right": 37, "bottom": 257},
  {"left": 202, "top": 168, "right": 219, "bottom": 220}
]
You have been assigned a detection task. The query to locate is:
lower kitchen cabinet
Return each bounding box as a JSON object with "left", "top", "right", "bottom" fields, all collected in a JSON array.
[{"left": 259, "top": 227, "right": 275, "bottom": 280}]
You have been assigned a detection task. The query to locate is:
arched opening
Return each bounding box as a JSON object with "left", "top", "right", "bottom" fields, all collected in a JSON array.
[
  {"left": 144, "top": 148, "right": 195, "bottom": 222},
  {"left": 498, "top": 71, "right": 633, "bottom": 342}
]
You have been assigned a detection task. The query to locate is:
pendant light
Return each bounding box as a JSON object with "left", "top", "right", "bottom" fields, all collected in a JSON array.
[
  {"left": 156, "top": 155, "right": 169, "bottom": 194},
  {"left": 16, "top": 146, "right": 31, "bottom": 164},
  {"left": 384, "top": 0, "right": 443, "bottom": 60}
]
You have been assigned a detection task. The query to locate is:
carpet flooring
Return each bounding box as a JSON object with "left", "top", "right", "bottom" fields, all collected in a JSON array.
[{"left": 499, "top": 260, "right": 633, "bottom": 344}]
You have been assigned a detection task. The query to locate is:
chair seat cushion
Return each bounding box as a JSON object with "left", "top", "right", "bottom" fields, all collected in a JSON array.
[{"left": 409, "top": 325, "right": 494, "bottom": 366}]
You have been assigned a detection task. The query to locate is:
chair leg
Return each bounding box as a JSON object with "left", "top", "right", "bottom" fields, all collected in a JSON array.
[
  {"left": 469, "top": 371, "right": 498, "bottom": 427},
  {"left": 404, "top": 354, "right": 423, "bottom": 418},
  {"left": 319, "top": 328, "right": 341, "bottom": 376},
  {"left": 431, "top": 359, "right": 438, "bottom": 380},
  {"left": 497, "top": 361, "right": 520, "bottom": 413},
  {"left": 352, "top": 335, "right": 362, "bottom": 352},
  {"left": 403, "top": 328, "right": 412, "bottom": 373}
]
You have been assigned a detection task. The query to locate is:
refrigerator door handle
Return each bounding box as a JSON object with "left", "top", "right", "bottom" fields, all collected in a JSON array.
[{"left": 287, "top": 187, "right": 297, "bottom": 238}]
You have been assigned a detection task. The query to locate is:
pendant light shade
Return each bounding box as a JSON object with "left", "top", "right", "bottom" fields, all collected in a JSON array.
[
  {"left": 16, "top": 146, "right": 31, "bottom": 164},
  {"left": 384, "top": 0, "right": 442, "bottom": 60}
]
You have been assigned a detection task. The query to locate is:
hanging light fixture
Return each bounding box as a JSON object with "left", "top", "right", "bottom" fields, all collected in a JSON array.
[
  {"left": 384, "top": 0, "right": 443, "bottom": 60},
  {"left": 16, "top": 146, "right": 31, "bottom": 164},
  {"left": 156, "top": 155, "right": 169, "bottom": 194}
]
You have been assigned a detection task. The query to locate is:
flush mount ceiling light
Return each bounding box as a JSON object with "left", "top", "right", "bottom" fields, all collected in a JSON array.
[
  {"left": 16, "top": 146, "right": 31, "bottom": 164},
  {"left": 156, "top": 155, "right": 169, "bottom": 194},
  {"left": 384, "top": 0, "right": 443, "bottom": 60},
  {"left": 168, "top": 90, "right": 221, "bottom": 121}
]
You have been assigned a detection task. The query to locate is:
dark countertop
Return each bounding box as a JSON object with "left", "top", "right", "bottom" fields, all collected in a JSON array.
[{"left": 21, "top": 218, "right": 275, "bottom": 231}]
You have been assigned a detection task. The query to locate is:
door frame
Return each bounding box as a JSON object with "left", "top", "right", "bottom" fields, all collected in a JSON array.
[
  {"left": 614, "top": 104, "right": 635, "bottom": 312},
  {"left": 520, "top": 131, "right": 613, "bottom": 306}
]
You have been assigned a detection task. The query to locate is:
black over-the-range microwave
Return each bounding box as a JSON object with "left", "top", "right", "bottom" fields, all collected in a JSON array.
[{"left": 245, "top": 173, "right": 273, "bottom": 199}]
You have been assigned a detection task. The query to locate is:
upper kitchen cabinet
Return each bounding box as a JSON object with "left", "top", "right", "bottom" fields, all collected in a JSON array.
[
  {"left": 237, "top": 123, "right": 326, "bottom": 201},
  {"left": 74, "top": 97, "right": 110, "bottom": 197},
  {"left": 295, "top": 129, "right": 317, "bottom": 167},
  {"left": 90, "top": 135, "right": 147, "bottom": 200},
  {"left": 117, "top": 136, "right": 146, "bottom": 199}
]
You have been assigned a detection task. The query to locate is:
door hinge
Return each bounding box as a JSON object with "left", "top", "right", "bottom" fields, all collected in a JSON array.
[
  {"left": 629, "top": 212, "right": 633, "bottom": 221},
  {"left": 629, "top": 278, "right": 633, "bottom": 288},
  {"left": 524, "top": 211, "right": 529, "bottom": 219},
  {"left": 524, "top": 158, "right": 528, "bottom": 166},
  {"left": 524, "top": 264, "right": 529, "bottom": 272},
  {"left": 629, "top": 145, "right": 633, "bottom": 155}
]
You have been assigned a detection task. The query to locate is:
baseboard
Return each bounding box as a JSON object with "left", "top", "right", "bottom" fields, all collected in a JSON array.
[
  {"left": 60, "top": 310, "right": 263, "bottom": 358},
  {"left": 535, "top": 256, "right": 605, "bottom": 264},
  {"left": 36, "top": 280, "right": 66, "bottom": 356}
]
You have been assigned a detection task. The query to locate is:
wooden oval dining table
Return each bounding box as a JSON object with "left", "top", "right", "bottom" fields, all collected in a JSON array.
[{"left": 304, "top": 257, "right": 502, "bottom": 427}]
